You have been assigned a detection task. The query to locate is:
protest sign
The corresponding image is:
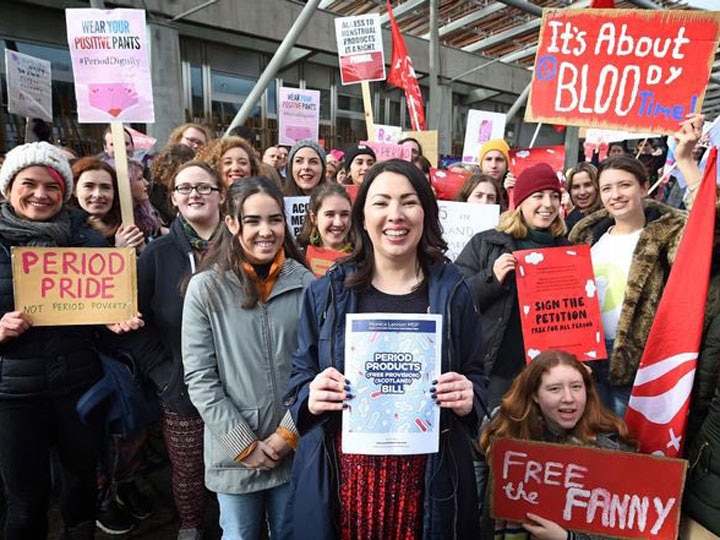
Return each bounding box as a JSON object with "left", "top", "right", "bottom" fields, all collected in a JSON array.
[
  {"left": 526, "top": 9, "right": 720, "bottom": 133},
  {"left": 438, "top": 201, "right": 499, "bottom": 261},
  {"left": 374, "top": 124, "right": 403, "bottom": 144},
  {"left": 403, "top": 130, "right": 438, "bottom": 167},
  {"left": 12, "top": 247, "right": 137, "bottom": 326},
  {"left": 361, "top": 140, "right": 412, "bottom": 162},
  {"left": 5, "top": 50, "right": 52, "bottom": 121},
  {"left": 343, "top": 313, "right": 442, "bottom": 455},
  {"left": 125, "top": 126, "right": 156, "bottom": 160},
  {"left": 306, "top": 245, "right": 346, "bottom": 277},
  {"left": 462, "top": 110, "right": 507, "bottom": 165},
  {"left": 278, "top": 88, "right": 320, "bottom": 146},
  {"left": 509, "top": 146, "right": 566, "bottom": 179},
  {"left": 513, "top": 245, "right": 606, "bottom": 362},
  {"left": 65, "top": 8, "right": 154, "bottom": 123},
  {"left": 283, "top": 196, "right": 310, "bottom": 239},
  {"left": 491, "top": 438, "right": 686, "bottom": 540},
  {"left": 344, "top": 184, "right": 360, "bottom": 204},
  {"left": 429, "top": 168, "right": 468, "bottom": 201},
  {"left": 334, "top": 14, "right": 385, "bottom": 85},
  {"left": 583, "top": 128, "right": 659, "bottom": 145}
]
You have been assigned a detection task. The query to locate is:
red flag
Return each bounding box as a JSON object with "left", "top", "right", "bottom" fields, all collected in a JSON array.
[
  {"left": 590, "top": 0, "right": 615, "bottom": 7},
  {"left": 624, "top": 147, "right": 718, "bottom": 457},
  {"left": 386, "top": 0, "right": 426, "bottom": 131}
]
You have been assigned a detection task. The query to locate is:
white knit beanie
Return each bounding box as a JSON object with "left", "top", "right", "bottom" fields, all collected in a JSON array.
[{"left": 0, "top": 142, "right": 74, "bottom": 201}]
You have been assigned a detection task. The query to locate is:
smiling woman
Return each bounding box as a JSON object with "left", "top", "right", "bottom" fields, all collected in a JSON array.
[
  {"left": 284, "top": 139, "right": 327, "bottom": 197},
  {"left": 70, "top": 157, "right": 122, "bottom": 241}
]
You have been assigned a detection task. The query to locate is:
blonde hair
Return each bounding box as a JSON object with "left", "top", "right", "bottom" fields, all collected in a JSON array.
[
  {"left": 167, "top": 123, "right": 211, "bottom": 146},
  {"left": 497, "top": 206, "right": 566, "bottom": 239}
]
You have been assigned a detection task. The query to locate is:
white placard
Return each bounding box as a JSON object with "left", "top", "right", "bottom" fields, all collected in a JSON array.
[
  {"left": 334, "top": 14, "right": 386, "bottom": 85},
  {"left": 462, "top": 110, "right": 506, "bottom": 164},
  {"left": 284, "top": 196, "right": 310, "bottom": 240},
  {"left": 584, "top": 128, "right": 659, "bottom": 144},
  {"left": 374, "top": 124, "right": 403, "bottom": 143},
  {"left": 439, "top": 201, "right": 500, "bottom": 261},
  {"left": 5, "top": 50, "right": 52, "bottom": 121}
]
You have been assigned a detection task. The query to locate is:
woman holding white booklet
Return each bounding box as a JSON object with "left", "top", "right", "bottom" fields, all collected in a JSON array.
[{"left": 282, "top": 159, "right": 487, "bottom": 540}]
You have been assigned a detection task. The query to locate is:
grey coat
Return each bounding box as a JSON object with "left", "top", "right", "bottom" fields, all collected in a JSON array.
[{"left": 182, "top": 259, "right": 314, "bottom": 494}]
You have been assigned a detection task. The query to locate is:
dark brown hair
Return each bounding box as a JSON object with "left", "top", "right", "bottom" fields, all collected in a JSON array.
[
  {"left": 344, "top": 159, "right": 447, "bottom": 291},
  {"left": 195, "top": 176, "right": 308, "bottom": 309},
  {"left": 598, "top": 154, "right": 649, "bottom": 186},
  {"left": 70, "top": 157, "right": 121, "bottom": 232},
  {"left": 454, "top": 173, "right": 499, "bottom": 203}
]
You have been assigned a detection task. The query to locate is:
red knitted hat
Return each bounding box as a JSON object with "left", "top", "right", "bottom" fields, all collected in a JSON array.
[{"left": 513, "top": 163, "right": 561, "bottom": 207}]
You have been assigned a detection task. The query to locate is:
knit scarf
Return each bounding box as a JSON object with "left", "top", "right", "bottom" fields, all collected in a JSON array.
[
  {"left": 0, "top": 202, "right": 73, "bottom": 246},
  {"left": 516, "top": 227, "right": 559, "bottom": 250},
  {"left": 178, "top": 214, "right": 220, "bottom": 255},
  {"left": 241, "top": 250, "right": 286, "bottom": 303}
]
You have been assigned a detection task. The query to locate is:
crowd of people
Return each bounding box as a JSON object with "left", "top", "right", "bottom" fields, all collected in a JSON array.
[{"left": 0, "top": 112, "right": 717, "bottom": 540}]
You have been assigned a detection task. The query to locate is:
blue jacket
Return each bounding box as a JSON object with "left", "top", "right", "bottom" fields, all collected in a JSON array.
[{"left": 282, "top": 261, "right": 487, "bottom": 540}]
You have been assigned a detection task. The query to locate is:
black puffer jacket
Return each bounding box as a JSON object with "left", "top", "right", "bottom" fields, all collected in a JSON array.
[
  {"left": 0, "top": 209, "right": 107, "bottom": 399},
  {"left": 455, "top": 229, "right": 518, "bottom": 375}
]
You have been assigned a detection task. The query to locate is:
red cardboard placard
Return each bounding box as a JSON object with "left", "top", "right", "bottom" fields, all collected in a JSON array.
[
  {"left": 490, "top": 438, "right": 686, "bottom": 540},
  {"left": 509, "top": 146, "right": 566, "bottom": 179},
  {"left": 429, "top": 168, "right": 469, "bottom": 201},
  {"left": 305, "top": 245, "right": 346, "bottom": 277},
  {"left": 526, "top": 9, "right": 720, "bottom": 134},
  {"left": 513, "top": 245, "right": 606, "bottom": 362}
]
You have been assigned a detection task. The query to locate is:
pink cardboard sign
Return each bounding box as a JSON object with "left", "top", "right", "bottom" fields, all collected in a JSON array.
[
  {"left": 65, "top": 8, "right": 154, "bottom": 123},
  {"left": 278, "top": 88, "right": 320, "bottom": 146},
  {"left": 360, "top": 141, "right": 412, "bottom": 163}
]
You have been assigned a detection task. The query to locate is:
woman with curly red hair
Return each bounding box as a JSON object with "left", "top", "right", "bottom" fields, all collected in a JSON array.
[{"left": 478, "top": 350, "right": 635, "bottom": 540}]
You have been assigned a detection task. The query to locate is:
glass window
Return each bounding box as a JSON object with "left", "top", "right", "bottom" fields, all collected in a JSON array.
[{"left": 210, "top": 71, "right": 260, "bottom": 134}]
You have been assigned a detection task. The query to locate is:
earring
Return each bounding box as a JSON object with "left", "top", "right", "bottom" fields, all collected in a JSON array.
[{"left": 310, "top": 227, "right": 321, "bottom": 246}]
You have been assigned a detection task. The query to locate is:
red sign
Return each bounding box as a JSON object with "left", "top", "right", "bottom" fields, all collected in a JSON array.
[
  {"left": 526, "top": 9, "right": 720, "bottom": 133},
  {"left": 343, "top": 184, "right": 359, "bottom": 204},
  {"left": 306, "top": 245, "right": 346, "bottom": 277},
  {"left": 361, "top": 140, "right": 412, "bottom": 162},
  {"left": 513, "top": 246, "right": 606, "bottom": 362},
  {"left": 490, "top": 438, "right": 686, "bottom": 540},
  {"left": 429, "top": 168, "right": 468, "bottom": 201},
  {"left": 509, "top": 146, "right": 566, "bottom": 179},
  {"left": 334, "top": 14, "right": 386, "bottom": 85}
]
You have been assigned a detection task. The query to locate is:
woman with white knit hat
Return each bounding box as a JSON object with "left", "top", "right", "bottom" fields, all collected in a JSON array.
[{"left": 0, "top": 142, "right": 139, "bottom": 539}]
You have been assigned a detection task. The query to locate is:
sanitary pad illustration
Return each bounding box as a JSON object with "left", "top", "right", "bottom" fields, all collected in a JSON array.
[{"left": 89, "top": 83, "right": 139, "bottom": 117}]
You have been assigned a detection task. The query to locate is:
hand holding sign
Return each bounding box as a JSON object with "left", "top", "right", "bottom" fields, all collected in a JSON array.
[
  {"left": 432, "top": 371, "right": 474, "bottom": 416},
  {"left": 494, "top": 253, "right": 517, "bottom": 284},
  {"left": 0, "top": 311, "right": 31, "bottom": 343},
  {"left": 522, "top": 513, "right": 568, "bottom": 540}
]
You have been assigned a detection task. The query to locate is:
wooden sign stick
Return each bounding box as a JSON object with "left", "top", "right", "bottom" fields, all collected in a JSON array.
[
  {"left": 361, "top": 81, "right": 375, "bottom": 143},
  {"left": 110, "top": 122, "right": 135, "bottom": 226}
]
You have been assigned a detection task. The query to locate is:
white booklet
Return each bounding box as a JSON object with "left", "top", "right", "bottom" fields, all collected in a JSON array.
[{"left": 342, "top": 313, "right": 442, "bottom": 455}]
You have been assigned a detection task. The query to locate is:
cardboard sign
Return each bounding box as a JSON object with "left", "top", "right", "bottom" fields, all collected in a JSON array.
[
  {"left": 462, "top": 110, "right": 507, "bottom": 164},
  {"left": 284, "top": 196, "right": 310, "bottom": 239},
  {"left": 278, "top": 87, "right": 320, "bottom": 146},
  {"left": 438, "top": 201, "right": 499, "bottom": 261},
  {"left": 526, "top": 9, "right": 720, "bottom": 133},
  {"left": 65, "top": 8, "right": 155, "bottom": 123},
  {"left": 334, "top": 14, "right": 385, "bottom": 85},
  {"left": 583, "top": 128, "right": 659, "bottom": 145},
  {"left": 125, "top": 126, "right": 156, "bottom": 160},
  {"left": 344, "top": 184, "right": 360, "bottom": 204},
  {"left": 361, "top": 140, "right": 412, "bottom": 162},
  {"left": 491, "top": 438, "right": 686, "bottom": 540},
  {"left": 509, "top": 146, "right": 566, "bottom": 179},
  {"left": 403, "top": 130, "right": 438, "bottom": 167},
  {"left": 306, "top": 245, "right": 346, "bottom": 277},
  {"left": 513, "top": 245, "right": 606, "bottom": 362},
  {"left": 12, "top": 247, "right": 137, "bottom": 326},
  {"left": 429, "top": 168, "right": 468, "bottom": 201},
  {"left": 374, "top": 124, "right": 403, "bottom": 144},
  {"left": 5, "top": 50, "right": 52, "bottom": 121}
]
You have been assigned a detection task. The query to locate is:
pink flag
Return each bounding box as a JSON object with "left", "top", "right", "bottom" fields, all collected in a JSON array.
[{"left": 624, "top": 148, "right": 717, "bottom": 456}]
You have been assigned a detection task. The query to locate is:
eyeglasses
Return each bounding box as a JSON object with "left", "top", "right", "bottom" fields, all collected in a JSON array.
[
  {"left": 181, "top": 136, "right": 205, "bottom": 147},
  {"left": 173, "top": 184, "right": 220, "bottom": 195}
]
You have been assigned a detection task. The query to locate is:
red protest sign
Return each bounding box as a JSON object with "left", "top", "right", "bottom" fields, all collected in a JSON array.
[
  {"left": 429, "top": 168, "right": 468, "bottom": 201},
  {"left": 490, "top": 438, "right": 686, "bottom": 540},
  {"left": 334, "top": 14, "right": 386, "bottom": 85},
  {"left": 526, "top": 9, "right": 720, "bottom": 134},
  {"left": 513, "top": 245, "right": 605, "bottom": 362},
  {"left": 343, "top": 184, "right": 359, "bottom": 204},
  {"left": 361, "top": 140, "right": 412, "bottom": 162},
  {"left": 306, "top": 246, "right": 346, "bottom": 277},
  {"left": 509, "top": 146, "right": 566, "bottom": 179}
]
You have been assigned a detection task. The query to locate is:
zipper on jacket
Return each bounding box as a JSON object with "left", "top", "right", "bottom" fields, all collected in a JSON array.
[{"left": 260, "top": 303, "right": 282, "bottom": 424}]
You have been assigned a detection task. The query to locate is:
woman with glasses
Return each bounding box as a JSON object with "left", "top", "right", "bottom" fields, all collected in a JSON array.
[
  {"left": 167, "top": 123, "right": 211, "bottom": 151},
  {"left": 123, "top": 161, "right": 225, "bottom": 540}
]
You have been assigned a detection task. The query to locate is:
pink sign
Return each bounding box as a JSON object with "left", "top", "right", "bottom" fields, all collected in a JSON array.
[
  {"left": 65, "top": 8, "right": 154, "bottom": 123},
  {"left": 360, "top": 141, "right": 412, "bottom": 162},
  {"left": 278, "top": 88, "right": 320, "bottom": 146}
]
